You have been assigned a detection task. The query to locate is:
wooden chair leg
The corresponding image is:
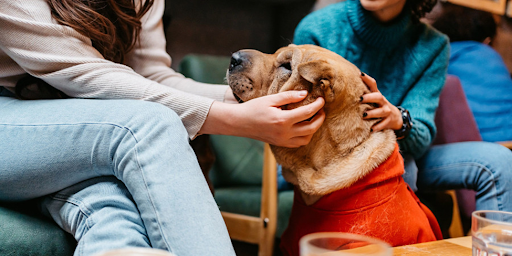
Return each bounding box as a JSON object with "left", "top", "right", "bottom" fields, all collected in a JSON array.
[
  {"left": 221, "top": 144, "right": 278, "bottom": 256},
  {"left": 497, "top": 141, "right": 512, "bottom": 149},
  {"left": 259, "top": 231, "right": 275, "bottom": 256},
  {"left": 446, "top": 190, "right": 464, "bottom": 238},
  {"left": 258, "top": 144, "right": 278, "bottom": 256}
]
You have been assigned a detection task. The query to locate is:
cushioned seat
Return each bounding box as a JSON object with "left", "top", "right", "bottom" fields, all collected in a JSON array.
[
  {"left": 209, "top": 133, "right": 294, "bottom": 237},
  {"left": 207, "top": 120, "right": 295, "bottom": 238},
  {"left": 0, "top": 202, "right": 75, "bottom": 256}
]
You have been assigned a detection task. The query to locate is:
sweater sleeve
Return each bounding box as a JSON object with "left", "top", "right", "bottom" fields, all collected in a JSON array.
[
  {"left": 293, "top": 6, "right": 331, "bottom": 47},
  {"left": 293, "top": 19, "right": 320, "bottom": 46},
  {"left": 398, "top": 42, "right": 450, "bottom": 159},
  {"left": 0, "top": 0, "right": 218, "bottom": 138}
]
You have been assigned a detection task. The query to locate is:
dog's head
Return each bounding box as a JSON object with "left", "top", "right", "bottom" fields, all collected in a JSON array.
[
  {"left": 227, "top": 44, "right": 396, "bottom": 197},
  {"left": 227, "top": 44, "right": 368, "bottom": 112}
]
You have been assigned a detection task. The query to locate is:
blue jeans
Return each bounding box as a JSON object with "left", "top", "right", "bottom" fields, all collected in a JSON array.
[
  {"left": 0, "top": 88, "right": 235, "bottom": 256},
  {"left": 415, "top": 142, "right": 512, "bottom": 212}
]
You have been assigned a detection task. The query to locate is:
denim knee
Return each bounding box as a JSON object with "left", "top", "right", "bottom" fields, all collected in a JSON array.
[{"left": 472, "top": 142, "right": 512, "bottom": 177}]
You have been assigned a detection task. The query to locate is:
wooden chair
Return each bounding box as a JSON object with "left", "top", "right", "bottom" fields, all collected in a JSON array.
[{"left": 221, "top": 144, "right": 278, "bottom": 256}]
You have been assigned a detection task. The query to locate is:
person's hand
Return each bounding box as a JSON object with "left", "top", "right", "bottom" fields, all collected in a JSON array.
[
  {"left": 360, "top": 73, "right": 403, "bottom": 132},
  {"left": 203, "top": 90, "right": 325, "bottom": 148},
  {"left": 238, "top": 90, "right": 325, "bottom": 147}
]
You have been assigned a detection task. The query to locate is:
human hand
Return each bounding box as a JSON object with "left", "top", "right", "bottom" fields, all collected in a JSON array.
[
  {"left": 237, "top": 90, "right": 325, "bottom": 147},
  {"left": 360, "top": 73, "right": 403, "bottom": 132},
  {"left": 203, "top": 90, "right": 325, "bottom": 148}
]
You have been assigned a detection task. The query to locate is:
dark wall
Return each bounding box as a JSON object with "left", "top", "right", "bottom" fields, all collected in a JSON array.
[{"left": 164, "top": 0, "right": 315, "bottom": 69}]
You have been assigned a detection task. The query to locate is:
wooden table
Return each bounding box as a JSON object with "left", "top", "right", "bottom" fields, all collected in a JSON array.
[{"left": 393, "top": 236, "right": 472, "bottom": 256}]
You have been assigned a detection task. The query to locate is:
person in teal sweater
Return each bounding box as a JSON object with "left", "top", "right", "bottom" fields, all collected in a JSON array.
[{"left": 290, "top": 0, "right": 512, "bottom": 213}]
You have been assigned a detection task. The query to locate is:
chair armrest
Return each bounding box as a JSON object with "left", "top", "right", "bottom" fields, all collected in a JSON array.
[{"left": 497, "top": 141, "right": 512, "bottom": 149}]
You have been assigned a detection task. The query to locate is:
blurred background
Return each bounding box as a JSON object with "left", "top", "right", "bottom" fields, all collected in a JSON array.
[
  {"left": 163, "top": 0, "right": 512, "bottom": 74},
  {"left": 163, "top": 0, "right": 316, "bottom": 70}
]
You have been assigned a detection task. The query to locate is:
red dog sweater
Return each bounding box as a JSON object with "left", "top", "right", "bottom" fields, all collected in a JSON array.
[{"left": 280, "top": 144, "right": 442, "bottom": 256}]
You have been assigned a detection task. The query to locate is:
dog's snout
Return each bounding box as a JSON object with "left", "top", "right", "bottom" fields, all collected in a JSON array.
[{"left": 229, "top": 51, "right": 245, "bottom": 71}]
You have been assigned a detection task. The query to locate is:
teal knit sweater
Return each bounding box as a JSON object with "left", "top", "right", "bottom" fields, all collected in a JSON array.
[{"left": 293, "top": 0, "right": 449, "bottom": 159}]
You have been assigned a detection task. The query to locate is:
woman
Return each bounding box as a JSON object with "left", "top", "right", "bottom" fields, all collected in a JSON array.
[
  {"left": 0, "top": 0, "right": 325, "bottom": 255},
  {"left": 293, "top": 0, "right": 512, "bottom": 215}
]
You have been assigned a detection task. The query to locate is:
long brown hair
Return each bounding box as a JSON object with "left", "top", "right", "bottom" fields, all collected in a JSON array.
[{"left": 15, "top": 0, "right": 154, "bottom": 99}]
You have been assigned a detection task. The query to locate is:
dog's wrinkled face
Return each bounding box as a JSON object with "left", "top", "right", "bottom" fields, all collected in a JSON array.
[
  {"left": 227, "top": 44, "right": 364, "bottom": 111},
  {"left": 227, "top": 44, "right": 394, "bottom": 198}
]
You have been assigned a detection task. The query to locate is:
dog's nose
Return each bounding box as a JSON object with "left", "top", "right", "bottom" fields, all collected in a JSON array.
[{"left": 229, "top": 51, "right": 244, "bottom": 71}]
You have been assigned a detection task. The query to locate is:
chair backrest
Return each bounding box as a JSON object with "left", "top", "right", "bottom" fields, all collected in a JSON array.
[
  {"left": 433, "top": 75, "right": 482, "bottom": 145},
  {"left": 179, "top": 54, "right": 231, "bottom": 84},
  {"left": 433, "top": 75, "right": 479, "bottom": 234}
]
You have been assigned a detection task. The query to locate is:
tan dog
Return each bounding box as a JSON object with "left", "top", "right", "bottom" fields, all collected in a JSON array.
[
  {"left": 228, "top": 44, "right": 394, "bottom": 200},
  {"left": 227, "top": 44, "right": 441, "bottom": 256}
]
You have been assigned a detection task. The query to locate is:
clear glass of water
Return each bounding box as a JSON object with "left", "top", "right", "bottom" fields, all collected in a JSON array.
[
  {"left": 300, "top": 232, "right": 392, "bottom": 256},
  {"left": 472, "top": 210, "right": 512, "bottom": 256}
]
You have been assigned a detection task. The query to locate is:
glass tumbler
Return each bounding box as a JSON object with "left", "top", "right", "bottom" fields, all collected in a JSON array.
[
  {"left": 472, "top": 210, "right": 512, "bottom": 256},
  {"left": 300, "top": 232, "right": 392, "bottom": 256}
]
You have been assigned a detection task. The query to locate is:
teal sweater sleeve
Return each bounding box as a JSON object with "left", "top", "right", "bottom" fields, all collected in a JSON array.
[{"left": 398, "top": 42, "right": 449, "bottom": 158}]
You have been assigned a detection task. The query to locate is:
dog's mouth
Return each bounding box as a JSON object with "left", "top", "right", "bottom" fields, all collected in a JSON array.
[{"left": 233, "top": 92, "right": 244, "bottom": 103}]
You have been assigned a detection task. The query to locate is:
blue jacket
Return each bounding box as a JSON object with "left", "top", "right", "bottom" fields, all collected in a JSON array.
[{"left": 448, "top": 41, "right": 512, "bottom": 142}]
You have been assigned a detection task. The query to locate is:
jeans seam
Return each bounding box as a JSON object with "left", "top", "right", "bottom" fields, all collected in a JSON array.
[
  {"left": 49, "top": 196, "right": 91, "bottom": 256},
  {"left": 52, "top": 194, "right": 90, "bottom": 218},
  {"left": 113, "top": 124, "right": 172, "bottom": 252},
  {"left": 110, "top": 123, "right": 177, "bottom": 253},
  {"left": 50, "top": 195, "right": 92, "bottom": 222}
]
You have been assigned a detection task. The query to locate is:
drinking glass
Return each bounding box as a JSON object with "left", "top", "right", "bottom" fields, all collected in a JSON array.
[
  {"left": 300, "top": 232, "right": 392, "bottom": 256},
  {"left": 472, "top": 210, "right": 512, "bottom": 256}
]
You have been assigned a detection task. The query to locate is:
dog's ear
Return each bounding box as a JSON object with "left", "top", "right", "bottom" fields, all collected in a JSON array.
[{"left": 298, "top": 60, "right": 335, "bottom": 102}]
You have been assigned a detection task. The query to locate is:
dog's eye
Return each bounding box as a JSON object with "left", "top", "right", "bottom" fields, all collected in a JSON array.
[{"left": 279, "top": 62, "right": 292, "bottom": 71}]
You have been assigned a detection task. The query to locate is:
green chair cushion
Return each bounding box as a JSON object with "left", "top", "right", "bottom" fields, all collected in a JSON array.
[
  {"left": 179, "top": 55, "right": 266, "bottom": 187},
  {"left": 210, "top": 135, "right": 265, "bottom": 187},
  {"left": 0, "top": 203, "right": 75, "bottom": 256},
  {"left": 179, "top": 54, "right": 231, "bottom": 84}
]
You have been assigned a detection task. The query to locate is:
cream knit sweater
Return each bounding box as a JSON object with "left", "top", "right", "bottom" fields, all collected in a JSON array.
[{"left": 0, "top": 0, "right": 229, "bottom": 138}]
